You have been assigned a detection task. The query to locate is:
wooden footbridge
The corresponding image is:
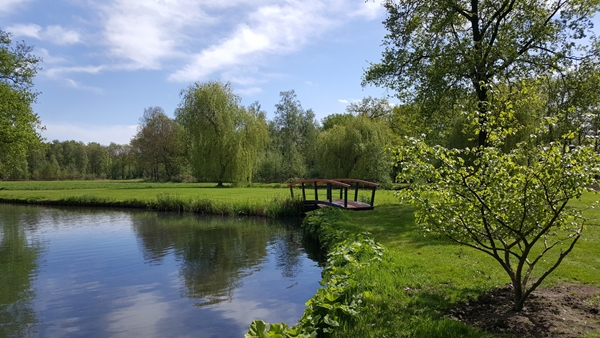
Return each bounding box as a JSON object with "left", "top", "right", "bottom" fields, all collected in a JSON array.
[{"left": 288, "top": 179, "right": 379, "bottom": 211}]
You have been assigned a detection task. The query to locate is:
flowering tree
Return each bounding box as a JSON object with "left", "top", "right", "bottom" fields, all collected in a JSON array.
[{"left": 396, "top": 132, "right": 599, "bottom": 311}]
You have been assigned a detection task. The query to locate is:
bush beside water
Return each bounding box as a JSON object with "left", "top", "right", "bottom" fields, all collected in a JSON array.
[{"left": 246, "top": 208, "right": 384, "bottom": 337}]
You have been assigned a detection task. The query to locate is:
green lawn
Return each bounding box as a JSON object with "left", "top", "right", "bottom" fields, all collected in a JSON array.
[
  {"left": 330, "top": 195, "right": 600, "bottom": 337},
  {"left": 0, "top": 180, "right": 399, "bottom": 205},
  {"left": 0, "top": 180, "right": 281, "bottom": 202}
]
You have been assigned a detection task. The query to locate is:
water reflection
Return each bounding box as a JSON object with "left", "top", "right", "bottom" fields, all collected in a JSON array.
[
  {"left": 131, "top": 214, "right": 306, "bottom": 307},
  {"left": 0, "top": 205, "right": 43, "bottom": 338},
  {"left": 0, "top": 205, "right": 321, "bottom": 337}
]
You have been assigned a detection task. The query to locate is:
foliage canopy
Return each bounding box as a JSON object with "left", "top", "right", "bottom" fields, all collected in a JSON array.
[
  {"left": 176, "top": 81, "right": 268, "bottom": 186},
  {"left": 131, "top": 107, "right": 183, "bottom": 181},
  {"left": 316, "top": 115, "right": 392, "bottom": 182},
  {"left": 0, "top": 30, "right": 43, "bottom": 176},
  {"left": 364, "top": 0, "right": 600, "bottom": 146}
]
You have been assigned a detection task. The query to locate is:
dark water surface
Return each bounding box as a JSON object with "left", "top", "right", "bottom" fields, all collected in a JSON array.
[{"left": 0, "top": 204, "right": 322, "bottom": 338}]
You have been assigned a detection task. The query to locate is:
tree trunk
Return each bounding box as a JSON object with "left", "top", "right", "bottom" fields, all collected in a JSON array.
[{"left": 512, "top": 275, "right": 528, "bottom": 311}]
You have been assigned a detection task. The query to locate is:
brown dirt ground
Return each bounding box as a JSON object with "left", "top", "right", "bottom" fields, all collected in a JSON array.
[{"left": 447, "top": 283, "right": 600, "bottom": 337}]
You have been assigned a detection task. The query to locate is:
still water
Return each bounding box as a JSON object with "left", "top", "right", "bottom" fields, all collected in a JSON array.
[{"left": 0, "top": 204, "right": 322, "bottom": 338}]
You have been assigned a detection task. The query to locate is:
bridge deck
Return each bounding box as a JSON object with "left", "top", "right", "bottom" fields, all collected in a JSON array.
[
  {"left": 318, "top": 199, "right": 374, "bottom": 210},
  {"left": 288, "top": 179, "right": 378, "bottom": 211}
]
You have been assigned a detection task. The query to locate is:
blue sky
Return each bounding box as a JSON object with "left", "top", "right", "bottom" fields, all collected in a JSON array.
[{"left": 2, "top": 0, "right": 393, "bottom": 145}]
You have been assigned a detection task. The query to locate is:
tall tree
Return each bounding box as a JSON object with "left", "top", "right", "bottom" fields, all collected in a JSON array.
[
  {"left": 49, "top": 140, "right": 88, "bottom": 179},
  {"left": 106, "top": 143, "right": 135, "bottom": 179},
  {"left": 86, "top": 142, "right": 108, "bottom": 178},
  {"left": 345, "top": 96, "right": 393, "bottom": 120},
  {"left": 540, "top": 60, "right": 600, "bottom": 148},
  {"left": 0, "top": 30, "right": 44, "bottom": 177},
  {"left": 316, "top": 115, "right": 392, "bottom": 182},
  {"left": 321, "top": 113, "right": 354, "bottom": 131},
  {"left": 176, "top": 81, "right": 268, "bottom": 186},
  {"left": 130, "top": 107, "right": 183, "bottom": 181},
  {"left": 271, "top": 90, "right": 319, "bottom": 179},
  {"left": 26, "top": 145, "right": 48, "bottom": 180},
  {"left": 364, "top": 0, "right": 600, "bottom": 147}
]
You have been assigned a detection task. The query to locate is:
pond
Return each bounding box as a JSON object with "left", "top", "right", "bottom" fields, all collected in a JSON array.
[{"left": 0, "top": 204, "right": 322, "bottom": 338}]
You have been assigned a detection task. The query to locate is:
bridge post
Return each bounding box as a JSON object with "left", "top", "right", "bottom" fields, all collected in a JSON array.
[
  {"left": 344, "top": 187, "right": 348, "bottom": 208},
  {"left": 370, "top": 187, "right": 376, "bottom": 206},
  {"left": 301, "top": 182, "right": 306, "bottom": 201}
]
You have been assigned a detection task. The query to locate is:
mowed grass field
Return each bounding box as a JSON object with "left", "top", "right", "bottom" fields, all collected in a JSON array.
[{"left": 0, "top": 180, "right": 400, "bottom": 205}]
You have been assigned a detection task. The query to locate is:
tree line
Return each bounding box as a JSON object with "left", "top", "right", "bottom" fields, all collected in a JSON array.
[
  {"left": 2, "top": 79, "right": 397, "bottom": 184},
  {"left": 3, "top": 70, "right": 600, "bottom": 185}
]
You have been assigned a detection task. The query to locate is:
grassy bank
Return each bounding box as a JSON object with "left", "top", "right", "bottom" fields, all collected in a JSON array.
[
  {"left": 0, "top": 180, "right": 399, "bottom": 217},
  {"left": 0, "top": 180, "right": 304, "bottom": 217},
  {"left": 328, "top": 195, "right": 600, "bottom": 337},
  {"left": 249, "top": 194, "right": 600, "bottom": 337}
]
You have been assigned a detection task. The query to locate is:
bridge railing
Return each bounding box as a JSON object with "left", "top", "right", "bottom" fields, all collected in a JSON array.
[
  {"left": 331, "top": 179, "right": 379, "bottom": 207},
  {"left": 287, "top": 179, "right": 379, "bottom": 209},
  {"left": 288, "top": 179, "right": 351, "bottom": 209}
]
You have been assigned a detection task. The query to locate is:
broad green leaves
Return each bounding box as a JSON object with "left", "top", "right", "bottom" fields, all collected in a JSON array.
[
  {"left": 245, "top": 320, "right": 290, "bottom": 338},
  {"left": 246, "top": 209, "right": 383, "bottom": 337}
]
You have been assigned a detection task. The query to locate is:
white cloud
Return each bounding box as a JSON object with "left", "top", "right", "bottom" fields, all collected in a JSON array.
[
  {"left": 64, "top": 79, "right": 104, "bottom": 94},
  {"left": 45, "top": 25, "right": 81, "bottom": 45},
  {"left": 42, "top": 122, "right": 138, "bottom": 145},
  {"left": 169, "top": 0, "right": 337, "bottom": 82},
  {"left": 11, "top": 0, "right": 385, "bottom": 89},
  {"left": 5, "top": 23, "right": 40, "bottom": 38},
  {"left": 222, "top": 67, "right": 285, "bottom": 86},
  {"left": 36, "top": 48, "right": 67, "bottom": 64},
  {"left": 338, "top": 98, "right": 361, "bottom": 104},
  {"left": 106, "top": 289, "right": 171, "bottom": 338},
  {"left": 45, "top": 65, "right": 106, "bottom": 78},
  {"left": 101, "top": 0, "right": 213, "bottom": 69},
  {"left": 0, "top": 0, "right": 31, "bottom": 14},
  {"left": 6, "top": 23, "right": 81, "bottom": 45}
]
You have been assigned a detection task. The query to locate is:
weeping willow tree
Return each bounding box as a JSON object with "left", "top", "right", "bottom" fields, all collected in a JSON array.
[
  {"left": 175, "top": 81, "right": 268, "bottom": 186},
  {"left": 316, "top": 115, "right": 392, "bottom": 182}
]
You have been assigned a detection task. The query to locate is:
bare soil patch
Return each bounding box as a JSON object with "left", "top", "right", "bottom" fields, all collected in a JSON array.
[{"left": 448, "top": 283, "right": 600, "bottom": 337}]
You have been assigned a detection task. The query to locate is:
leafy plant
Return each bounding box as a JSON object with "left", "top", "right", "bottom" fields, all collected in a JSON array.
[
  {"left": 246, "top": 208, "right": 384, "bottom": 337},
  {"left": 395, "top": 134, "right": 599, "bottom": 311}
]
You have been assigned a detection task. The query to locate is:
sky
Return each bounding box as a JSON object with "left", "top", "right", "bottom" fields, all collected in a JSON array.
[{"left": 1, "top": 0, "right": 394, "bottom": 145}]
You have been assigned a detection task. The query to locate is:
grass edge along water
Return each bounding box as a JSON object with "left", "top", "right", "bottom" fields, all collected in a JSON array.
[
  {"left": 0, "top": 192, "right": 305, "bottom": 218},
  {"left": 246, "top": 208, "right": 385, "bottom": 337}
]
